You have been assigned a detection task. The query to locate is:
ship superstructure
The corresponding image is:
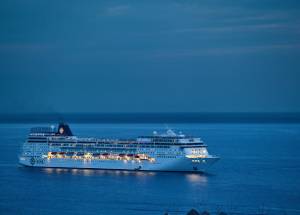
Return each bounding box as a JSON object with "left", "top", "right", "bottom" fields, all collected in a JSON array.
[{"left": 19, "top": 123, "right": 219, "bottom": 172}]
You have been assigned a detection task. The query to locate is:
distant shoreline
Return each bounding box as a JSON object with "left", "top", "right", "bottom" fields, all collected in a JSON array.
[{"left": 0, "top": 112, "right": 300, "bottom": 123}]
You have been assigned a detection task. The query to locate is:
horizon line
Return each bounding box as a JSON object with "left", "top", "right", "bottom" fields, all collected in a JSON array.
[{"left": 0, "top": 112, "right": 300, "bottom": 123}]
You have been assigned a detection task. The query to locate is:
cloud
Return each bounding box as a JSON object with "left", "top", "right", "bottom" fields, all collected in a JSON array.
[
  {"left": 158, "top": 23, "right": 298, "bottom": 35},
  {"left": 222, "top": 12, "right": 291, "bottom": 23},
  {"left": 167, "top": 2, "right": 300, "bottom": 35},
  {"left": 153, "top": 43, "right": 300, "bottom": 58},
  {"left": 103, "top": 5, "right": 130, "bottom": 16}
]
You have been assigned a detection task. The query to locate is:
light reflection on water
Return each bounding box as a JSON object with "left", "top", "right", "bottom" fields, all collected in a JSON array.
[
  {"left": 42, "top": 168, "right": 158, "bottom": 177},
  {"left": 185, "top": 173, "right": 208, "bottom": 184},
  {"left": 41, "top": 167, "right": 208, "bottom": 185}
]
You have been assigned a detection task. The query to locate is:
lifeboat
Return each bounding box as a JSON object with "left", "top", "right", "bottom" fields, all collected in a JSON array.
[
  {"left": 58, "top": 152, "right": 65, "bottom": 155},
  {"left": 127, "top": 154, "right": 134, "bottom": 157},
  {"left": 92, "top": 153, "right": 101, "bottom": 157},
  {"left": 119, "top": 153, "right": 125, "bottom": 157},
  {"left": 134, "top": 155, "right": 140, "bottom": 159},
  {"left": 51, "top": 152, "right": 58, "bottom": 155},
  {"left": 102, "top": 153, "right": 109, "bottom": 156},
  {"left": 76, "top": 152, "right": 84, "bottom": 156}
]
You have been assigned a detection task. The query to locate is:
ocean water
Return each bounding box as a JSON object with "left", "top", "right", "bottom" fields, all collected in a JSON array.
[{"left": 0, "top": 123, "right": 300, "bottom": 215}]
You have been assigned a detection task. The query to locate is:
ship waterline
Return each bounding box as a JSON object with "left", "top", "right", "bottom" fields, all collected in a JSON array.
[{"left": 19, "top": 123, "right": 219, "bottom": 172}]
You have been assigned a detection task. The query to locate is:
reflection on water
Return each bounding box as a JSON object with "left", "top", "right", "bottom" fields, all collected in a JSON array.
[
  {"left": 42, "top": 167, "right": 158, "bottom": 177},
  {"left": 31, "top": 167, "right": 209, "bottom": 185},
  {"left": 185, "top": 173, "right": 208, "bottom": 184}
]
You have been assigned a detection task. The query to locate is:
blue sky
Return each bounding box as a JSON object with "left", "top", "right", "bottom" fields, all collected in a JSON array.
[{"left": 0, "top": 0, "right": 300, "bottom": 113}]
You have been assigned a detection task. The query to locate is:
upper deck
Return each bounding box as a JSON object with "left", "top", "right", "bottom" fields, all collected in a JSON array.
[
  {"left": 137, "top": 129, "right": 203, "bottom": 145},
  {"left": 27, "top": 124, "right": 205, "bottom": 147}
]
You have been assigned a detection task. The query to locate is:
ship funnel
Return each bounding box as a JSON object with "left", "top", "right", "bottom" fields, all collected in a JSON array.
[{"left": 57, "top": 123, "right": 73, "bottom": 136}]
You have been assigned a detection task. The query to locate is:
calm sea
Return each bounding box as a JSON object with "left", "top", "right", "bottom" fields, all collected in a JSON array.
[{"left": 0, "top": 123, "right": 300, "bottom": 215}]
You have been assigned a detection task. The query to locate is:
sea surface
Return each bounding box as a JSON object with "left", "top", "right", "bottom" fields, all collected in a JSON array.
[{"left": 0, "top": 123, "right": 300, "bottom": 215}]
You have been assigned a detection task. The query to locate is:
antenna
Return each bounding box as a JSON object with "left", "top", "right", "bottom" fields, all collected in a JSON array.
[
  {"left": 164, "top": 124, "right": 170, "bottom": 130},
  {"left": 163, "top": 124, "right": 177, "bottom": 136}
]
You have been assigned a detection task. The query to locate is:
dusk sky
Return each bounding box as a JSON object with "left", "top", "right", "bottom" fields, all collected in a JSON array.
[{"left": 0, "top": 0, "right": 300, "bottom": 113}]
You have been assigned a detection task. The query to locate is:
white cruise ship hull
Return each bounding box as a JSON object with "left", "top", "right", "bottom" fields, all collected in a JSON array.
[{"left": 19, "top": 156, "right": 219, "bottom": 172}]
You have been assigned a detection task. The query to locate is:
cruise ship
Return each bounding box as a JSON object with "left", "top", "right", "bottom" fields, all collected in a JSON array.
[{"left": 19, "top": 123, "right": 219, "bottom": 172}]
